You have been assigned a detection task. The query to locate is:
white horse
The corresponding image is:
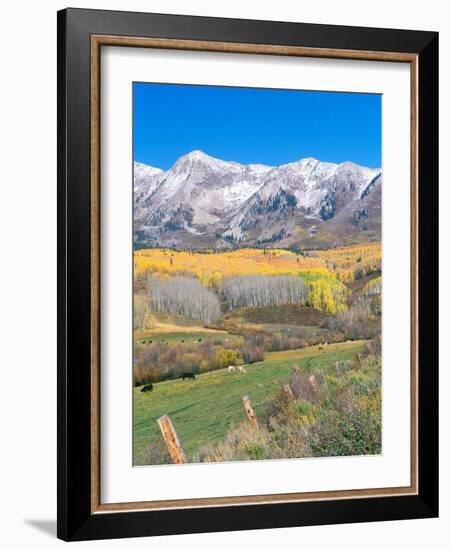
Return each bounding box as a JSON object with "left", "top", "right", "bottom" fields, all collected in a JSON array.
[
  {"left": 227, "top": 365, "right": 236, "bottom": 373},
  {"left": 237, "top": 366, "right": 246, "bottom": 374}
]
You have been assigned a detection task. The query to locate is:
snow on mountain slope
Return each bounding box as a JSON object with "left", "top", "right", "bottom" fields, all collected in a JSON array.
[
  {"left": 133, "top": 151, "right": 381, "bottom": 247},
  {"left": 135, "top": 151, "right": 272, "bottom": 228},
  {"left": 133, "top": 161, "right": 165, "bottom": 207}
]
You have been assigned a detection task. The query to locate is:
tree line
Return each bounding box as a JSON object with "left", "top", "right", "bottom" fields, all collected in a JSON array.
[
  {"left": 145, "top": 272, "right": 345, "bottom": 324},
  {"left": 223, "top": 274, "right": 308, "bottom": 309},
  {"left": 147, "top": 276, "right": 221, "bottom": 324}
]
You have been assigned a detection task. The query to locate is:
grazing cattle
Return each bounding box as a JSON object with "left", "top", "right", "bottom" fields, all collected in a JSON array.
[
  {"left": 318, "top": 345, "right": 324, "bottom": 351},
  {"left": 227, "top": 365, "right": 236, "bottom": 373},
  {"left": 181, "top": 372, "right": 196, "bottom": 380},
  {"left": 237, "top": 366, "right": 246, "bottom": 374},
  {"left": 140, "top": 384, "right": 153, "bottom": 393}
]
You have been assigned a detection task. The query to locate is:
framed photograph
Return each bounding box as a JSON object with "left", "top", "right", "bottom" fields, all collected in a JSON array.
[{"left": 57, "top": 8, "right": 438, "bottom": 541}]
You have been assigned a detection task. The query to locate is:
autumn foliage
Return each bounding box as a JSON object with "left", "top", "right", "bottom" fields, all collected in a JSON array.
[
  {"left": 307, "top": 242, "right": 381, "bottom": 283},
  {"left": 134, "top": 247, "right": 363, "bottom": 314},
  {"left": 134, "top": 247, "right": 325, "bottom": 285}
]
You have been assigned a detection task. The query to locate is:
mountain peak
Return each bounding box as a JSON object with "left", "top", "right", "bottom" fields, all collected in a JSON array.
[
  {"left": 299, "top": 156, "right": 319, "bottom": 164},
  {"left": 172, "top": 150, "right": 224, "bottom": 171},
  {"left": 181, "top": 150, "right": 214, "bottom": 162},
  {"left": 177, "top": 150, "right": 269, "bottom": 170},
  {"left": 279, "top": 156, "right": 330, "bottom": 172},
  {"left": 338, "top": 160, "right": 359, "bottom": 169}
]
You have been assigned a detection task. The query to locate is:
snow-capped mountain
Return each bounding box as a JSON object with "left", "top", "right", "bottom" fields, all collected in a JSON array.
[
  {"left": 134, "top": 151, "right": 381, "bottom": 248},
  {"left": 134, "top": 162, "right": 164, "bottom": 207}
]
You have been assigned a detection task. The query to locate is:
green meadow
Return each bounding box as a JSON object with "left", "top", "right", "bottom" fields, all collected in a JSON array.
[{"left": 133, "top": 340, "right": 365, "bottom": 462}]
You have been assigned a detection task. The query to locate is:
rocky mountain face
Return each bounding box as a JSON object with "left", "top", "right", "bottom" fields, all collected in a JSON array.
[{"left": 134, "top": 151, "right": 381, "bottom": 249}]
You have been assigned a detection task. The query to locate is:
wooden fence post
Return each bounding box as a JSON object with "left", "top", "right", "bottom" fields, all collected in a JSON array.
[
  {"left": 282, "top": 383, "right": 294, "bottom": 400},
  {"left": 308, "top": 374, "right": 320, "bottom": 392},
  {"left": 242, "top": 395, "right": 259, "bottom": 429},
  {"left": 365, "top": 341, "right": 374, "bottom": 356},
  {"left": 157, "top": 414, "right": 186, "bottom": 464}
]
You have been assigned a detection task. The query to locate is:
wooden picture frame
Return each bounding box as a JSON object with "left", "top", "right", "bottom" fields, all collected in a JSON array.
[{"left": 57, "top": 8, "right": 438, "bottom": 541}]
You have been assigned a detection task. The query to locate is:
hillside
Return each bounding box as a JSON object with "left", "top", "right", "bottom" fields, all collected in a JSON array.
[{"left": 133, "top": 340, "right": 366, "bottom": 462}]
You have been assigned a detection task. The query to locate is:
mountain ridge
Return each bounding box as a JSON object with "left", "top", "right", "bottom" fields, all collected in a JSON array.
[{"left": 134, "top": 151, "right": 381, "bottom": 249}]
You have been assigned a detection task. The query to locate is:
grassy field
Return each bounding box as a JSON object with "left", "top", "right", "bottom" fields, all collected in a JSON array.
[{"left": 133, "top": 340, "right": 365, "bottom": 463}]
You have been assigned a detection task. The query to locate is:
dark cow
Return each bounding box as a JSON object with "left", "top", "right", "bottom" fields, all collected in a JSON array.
[
  {"left": 181, "top": 372, "right": 196, "bottom": 380},
  {"left": 140, "top": 384, "right": 153, "bottom": 393}
]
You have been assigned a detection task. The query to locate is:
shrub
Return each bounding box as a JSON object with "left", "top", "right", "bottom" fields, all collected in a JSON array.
[
  {"left": 310, "top": 359, "right": 381, "bottom": 456},
  {"left": 216, "top": 348, "right": 239, "bottom": 369},
  {"left": 133, "top": 366, "right": 155, "bottom": 386},
  {"left": 241, "top": 345, "right": 264, "bottom": 364},
  {"left": 287, "top": 369, "right": 322, "bottom": 404},
  {"left": 197, "top": 422, "right": 272, "bottom": 462},
  {"left": 200, "top": 356, "right": 381, "bottom": 462},
  {"left": 322, "top": 297, "right": 381, "bottom": 340},
  {"left": 134, "top": 440, "right": 170, "bottom": 465},
  {"left": 338, "top": 296, "right": 372, "bottom": 324}
]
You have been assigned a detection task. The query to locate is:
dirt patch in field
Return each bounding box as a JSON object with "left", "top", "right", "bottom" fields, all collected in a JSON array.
[{"left": 224, "top": 304, "right": 330, "bottom": 327}]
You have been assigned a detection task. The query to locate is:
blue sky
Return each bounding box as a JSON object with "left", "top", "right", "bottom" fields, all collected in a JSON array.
[{"left": 133, "top": 82, "right": 381, "bottom": 170}]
